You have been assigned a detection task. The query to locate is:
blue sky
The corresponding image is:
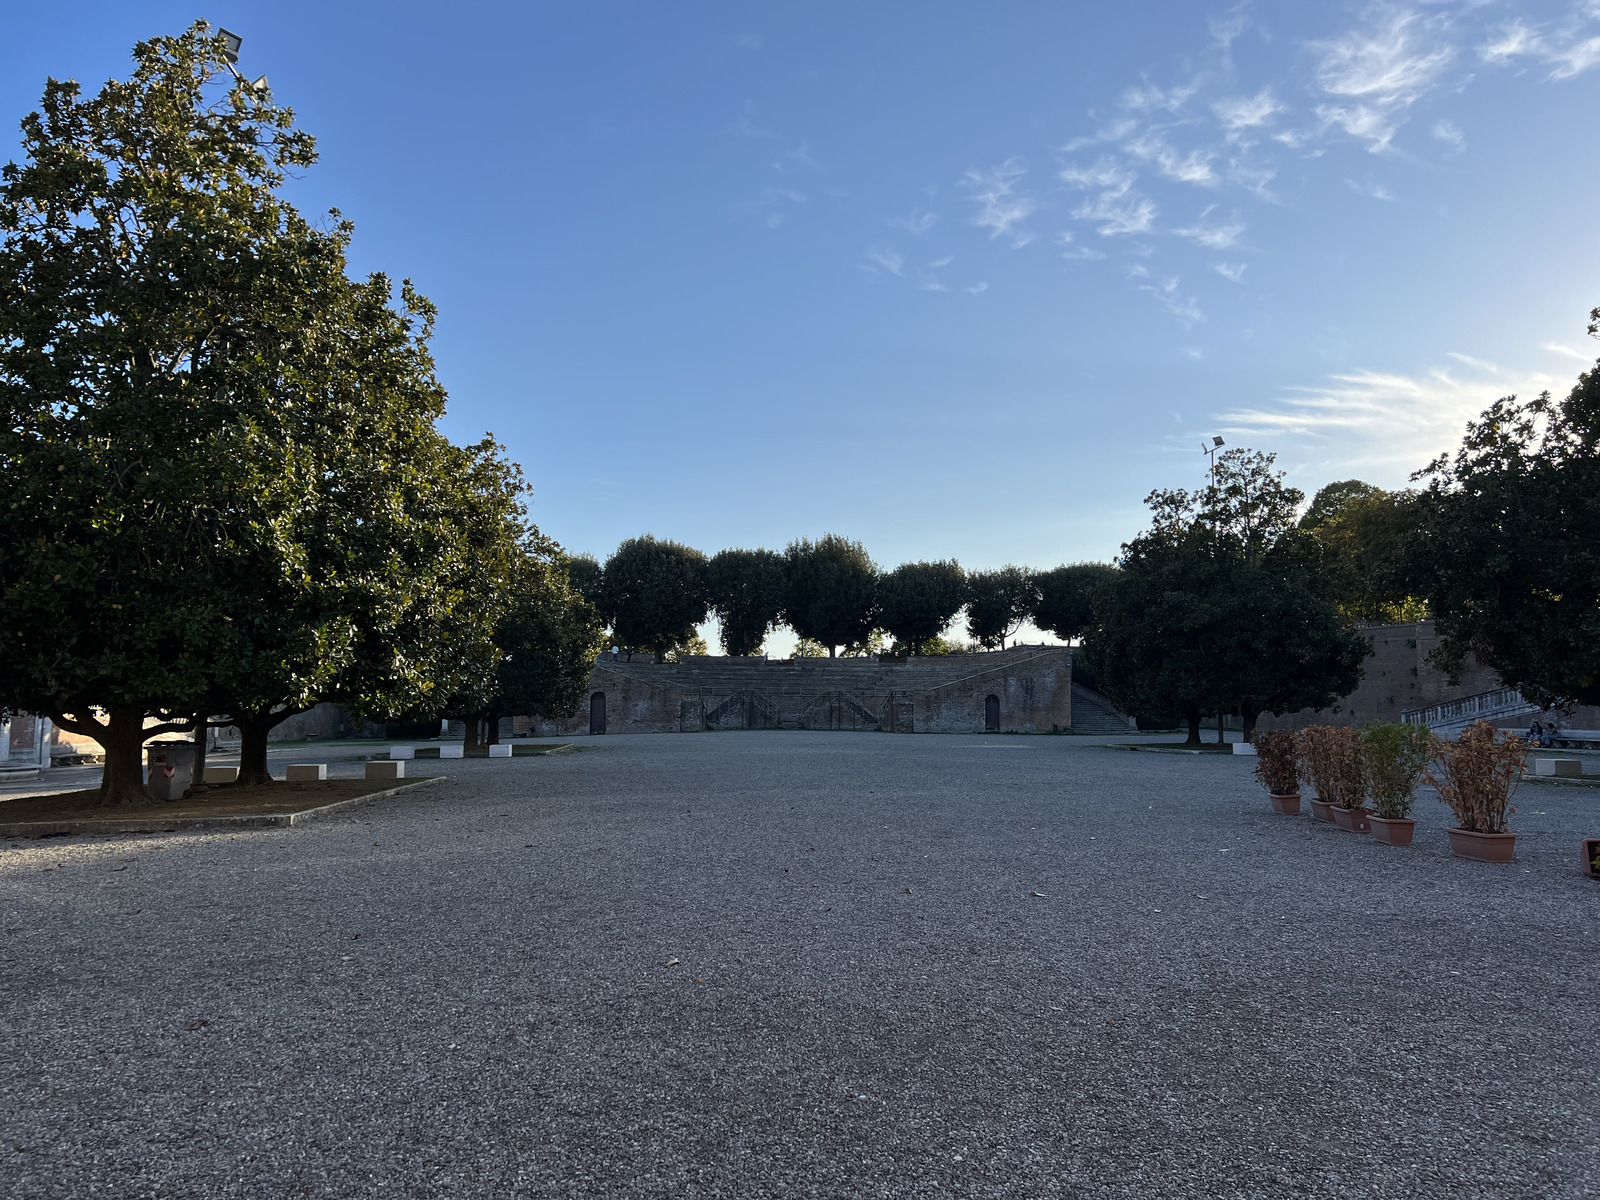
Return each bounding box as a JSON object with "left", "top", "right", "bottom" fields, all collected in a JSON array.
[{"left": 6, "top": 3, "right": 1600, "bottom": 617}]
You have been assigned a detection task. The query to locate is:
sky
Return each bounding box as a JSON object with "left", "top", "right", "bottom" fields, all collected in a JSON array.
[{"left": 6, "top": 1, "right": 1600, "bottom": 648}]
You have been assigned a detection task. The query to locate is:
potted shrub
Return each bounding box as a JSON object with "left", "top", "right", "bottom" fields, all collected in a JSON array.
[
  {"left": 1583, "top": 839, "right": 1600, "bottom": 880},
  {"left": 1298, "top": 725, "right": 1367, "bottom": 830},
  {"left": 1425, "top": 721, "right": 1527, "bottom": 863},
  {"left": 1359, "top": 721, "right": 1431, "bottom": 846},
  {"left": 1254, "top": 730, "right": 1301, "bottom": 815}
]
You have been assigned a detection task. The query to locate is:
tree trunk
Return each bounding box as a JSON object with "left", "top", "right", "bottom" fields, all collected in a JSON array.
[
  {"left": 234, "top": 709, "right": 301, "bottom": 785},
  {"left": 192, "top": 720, "right": 209, "bottom": 788},
  {"left": 485, "top": 713, "right": 501, "bottom": 746},
  {"left": 1185, "top": 709, "right": 1202, "bottom": 746},
  {"left": 829, "top": 646, "right": 836, "bottom": 658},
  {"left": 1217, "top": 714, "right": 1227, "bottom": 744},
  {"left": 463, "top": 715, "right": 487, "bottom": 755},
  {"left": 94, "top": 706, "right": 152, "bottom": 807},
  {"left": 1242, "top": 709, "right": 1260, "bottom": 744}
]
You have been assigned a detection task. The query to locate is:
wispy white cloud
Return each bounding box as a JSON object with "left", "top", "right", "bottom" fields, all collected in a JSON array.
[
  {"left": 1310, "top": 9, "right": 1456, "bottom": 153},
  {"left": 1547, "top": 34, "right": 1600, "bottom": 79},
  {"left": 1213, "top": 261, "right": 1247, "bottom": 282},
  {"left": 1213, "top": 88, "right": 1282, "bottom": 136},
  {"left": 1430, "top": 119, "right": 1465, "bottom": 152},
  {"left": 966, "top": 281, "right": 989, "bottom": 295},
  {"left": 1060, "top": 157, "right": 1156, "bottom": 235},
  {"left": 1481, "top": 22, "right": 1542, "bottom": 64},
  {"left": 1343, "top": 177, "right": 1394, "bottom": 201},
  {"left": 1544, "top": 341, "right": 1594, "bottom": 361},
  {"left": 1217, "top": 355, "right": 1563, "bottom": 476},
  {"left": 1135, "top": 272, "right": 1203, "bottom": 325},
  {"left": 862, "top": 245, "right": 905, "bottom": 276},
  {"left": 960, "top": 159, "right": 1038, "bottom": 246},
  {"left": 1174, "top": 206, "right": 1245, "bottom": 248},
  {"left": 889, "top": 207, "right": 939, "bottom": 235}
]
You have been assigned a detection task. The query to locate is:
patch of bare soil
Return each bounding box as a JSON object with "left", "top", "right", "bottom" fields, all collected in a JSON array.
[{"left": 0, "top": 779, "right": 415, "bottom": 823}]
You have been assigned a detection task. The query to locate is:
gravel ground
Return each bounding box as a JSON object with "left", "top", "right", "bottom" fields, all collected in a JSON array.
[{"left": 1, "top": 731, "right": 1597, "bottom": 1199}]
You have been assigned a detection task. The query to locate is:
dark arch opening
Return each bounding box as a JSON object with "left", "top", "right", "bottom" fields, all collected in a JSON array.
[
  {"left": 984, "top": 694, "right": 1000, "bottom": 732},
  {"left": 590, "top": 691, "right": 607, "bottom": 735}
]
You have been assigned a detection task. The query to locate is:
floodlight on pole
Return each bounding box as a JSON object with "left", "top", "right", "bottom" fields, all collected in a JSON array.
[
  {"left": 218, "top": 28, "right": 242, "bottom": 63},
  {"left": 1204, "top": 434, "right": 1225, "bottom": 482}
]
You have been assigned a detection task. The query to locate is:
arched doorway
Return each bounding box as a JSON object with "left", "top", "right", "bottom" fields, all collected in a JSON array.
[
  {"left": 984, "top": 694, "right": 1000, "bottom": 732},
  {"left": 590, "top": 691, "right": 607, "bottom": 735}
]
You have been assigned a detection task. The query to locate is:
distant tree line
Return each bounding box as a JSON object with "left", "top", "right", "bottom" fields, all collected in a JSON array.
[{"left": 566, "top": 534, "right": 1116, "bottom": 663}]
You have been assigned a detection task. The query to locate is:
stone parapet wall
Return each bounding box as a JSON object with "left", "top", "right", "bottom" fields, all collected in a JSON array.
[{"left": 531, "top": 646, "right": 1074, "bottom": 736}]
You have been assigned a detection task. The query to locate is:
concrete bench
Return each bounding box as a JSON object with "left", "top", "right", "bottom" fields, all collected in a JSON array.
[
  {"left": 1548, "top": 730, "right": 1600, "bottom": 749},
  {"left": 286, "top": 764, "right": 327, "bottom": 782},
  {"left": 488, "top": 744, "right": 512, "bottom": 758},
  {"left": 203, "top": 766, "right": 238, "bottom": 784},
  {"left": 1532, "top": 758, "right": 1584, "bottom": 777},
  {"left": 389, "top": 745, "right": 416, "bottom": 760},
  {"left": 366, "top": 761, "right": 405, "bottom": 781},
  {"left": 439, "top": 745, "right": 464, "bottom": 759}
]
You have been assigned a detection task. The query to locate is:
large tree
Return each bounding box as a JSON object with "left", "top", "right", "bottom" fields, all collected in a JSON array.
[
  {"left": 783, "top": 535, "right": 878, "bottom": 657},
  {"left": 602, "top": 536, "right": 709, "bottom": 662},
  {"left": 1300, "top": 481, "right": 1425, "bottom": 623},
  {"left": 706, "top": 548, "right": 787, "bottom": 656},
  {"left": 964, "top": 567, "right": 1037, "bottom": 650},
  {"left": 877, "top": 560, "right": 966, "bottom": 653},
  {"left": 1413, "top": 344, "right": 1600, "bottom": 709},
  {"left": 1032, "top": 563, "right": 1118, "bottom": 642},
  {"left": 1087, "top": 450, "right": 1364, "bottom": 744},
  {"left": 443, "top": 533, "right": 605, "bottom": 751},
  {"left": 0, "top": 25, "right": 524, "bottom": 800}
]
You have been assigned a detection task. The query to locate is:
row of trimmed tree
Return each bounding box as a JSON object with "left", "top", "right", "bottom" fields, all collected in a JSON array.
[
  {"left": 0, "top": 28, "right": 604, "bottom": 803},
  {"left": 565, "top": 535, "right": 1116, "bottom": 660}
]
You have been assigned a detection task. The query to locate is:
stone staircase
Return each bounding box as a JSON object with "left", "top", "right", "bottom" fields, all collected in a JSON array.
[{"left": 1070, "top": 683, "right": 1136, "bottom": 734}]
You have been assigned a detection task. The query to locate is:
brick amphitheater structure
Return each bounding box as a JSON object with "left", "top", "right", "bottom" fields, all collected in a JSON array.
[{"left": 526, "top": 645, "right": 1131, "bottom": 737}]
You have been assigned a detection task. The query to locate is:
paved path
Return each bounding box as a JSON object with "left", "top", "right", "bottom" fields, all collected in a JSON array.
[{"left": 1, "top": 733, "right": 1596, "bottom": 1198}]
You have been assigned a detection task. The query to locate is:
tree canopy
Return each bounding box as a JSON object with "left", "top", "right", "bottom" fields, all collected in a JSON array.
[
  {"left": 783, "top": 535, "right": 878, "bottom": 657},
  {"left": 1413, "top": 356, "right": 1600, "bottom": 709},
  {"left": 0, "top": 25, "right": 541, "bottom": 799},
  {"left": 1032, "top": 563, "right": 1118, "bottom": 642},
  {"left": 876, "top": 560, "right": 966, "bottom": 653},
  {"left": 707, "top": 548, "right": 787, "bottom": 656},
  {"left": 964, "top": 567, "right": 1037, "bottom": 650},
  {"left": 602, "top": 536, "right": 709, "bottom": 662}
]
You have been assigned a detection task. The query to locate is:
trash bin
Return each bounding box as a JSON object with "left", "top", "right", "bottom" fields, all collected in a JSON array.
[{"left": 146, "top": 742, "right": 195, "bottom": 801}]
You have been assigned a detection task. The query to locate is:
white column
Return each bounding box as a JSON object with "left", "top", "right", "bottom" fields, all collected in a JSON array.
[
  {"left": 0, "top": 717, "right": 9, "bottom": 763},
  {"left": 37, "top": 717, "right": 52, "bottom": 770}
]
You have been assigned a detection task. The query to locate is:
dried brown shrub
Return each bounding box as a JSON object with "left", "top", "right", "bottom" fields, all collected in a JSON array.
[
  {"left": 1253, "top": 730, "right": 1300, "bottom": 795},
  {"left": 1296, "top": 724, "right": 1366, "bottom": 809},
  {"left": 1425, "top": 721, "right": 1526, "bottom": 834}
]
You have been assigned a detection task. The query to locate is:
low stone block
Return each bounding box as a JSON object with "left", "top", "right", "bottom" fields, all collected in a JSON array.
[
  {"left": 1232, "top": 743, "right": 1258, "bottom": 757},
  {"left": 488, "top": 743, "right": 513, "bottom": 758},
  {"left": 203, "top": 766, "right": 238, "bottom": 784},
  {"left": 389, "top": 745, "right": 416, "bottom": 760},
  {"left": 439, "top": 745, "right": 465, "bottom": 759},
  {"left": 1534, "top": 757, "right": 1583, "bottom": 777},
  {"left": 366, "top": 760, "right": 404, "bottom": 780},
  {"left": 286, "top": 763, "right": 327, "bottom": 782}
]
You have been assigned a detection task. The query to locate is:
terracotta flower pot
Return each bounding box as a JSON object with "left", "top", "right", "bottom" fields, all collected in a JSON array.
[
  {"left": 1330, "top": 806, "right": 1371, "bottom": 834},
  {"left": 1447, "top": 827, "right": 1516, "bottom": 863},
  {"left": 1582, "top": 839, "right": 1600, "bottom": 880},
  {"left": 1369, "top": 816, "right": 1416, "bottom": 846},
  {"left": 1269, "top": 792, "right": 1302, "bottom": 816},
  {"left": 1308, "top": 797, "right": 1335, "bottom": 823}
]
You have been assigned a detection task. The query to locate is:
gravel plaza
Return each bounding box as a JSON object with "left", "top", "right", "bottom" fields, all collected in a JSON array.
[{"left": 2, "top": 732, "right": 1597, "bottom": 1199}]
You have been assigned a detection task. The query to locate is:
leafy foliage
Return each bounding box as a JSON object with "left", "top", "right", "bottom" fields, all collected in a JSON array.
[
  {"left": 1253, "top": 730, "right": 1300, "bottom": 795},
  {"left": 707, "top": 548, "right": 787, "bottom": 656},
  {"left": 877, "top": 561, "right": 966, "bottom": 652},
  {"left": 1424, "top": 722, "right": 1526, "bottom": 834},
  {"left": 964, "top": 567, "right": 1037, "bottom": 650},
  {"left": 602, "top": 536, "right": 709, "bottom": 662},
  {"left": 1031, "top": 563, "right": 1117, "bottom": 642},
  {"left": 0, "top": 24, "right": 523, "bottom": 799},
  {"left": 1301, "top": 481, "right": 1426, "bottom": 623},
  {"left": 1359, "top": 721, "right": 1432, "bottom": 819},
  {"left": 1296, "top": 725, "right": 1365, "bottom": 810},
  {"left": 1086, "top": 450, "right": 1364, "bottom": 743},
  {"left": 1413, "top": 358, "right": 1600, "bottom": 709},
  {"left": 783, "top": 534, "right": 877, "bottom": 657}
]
